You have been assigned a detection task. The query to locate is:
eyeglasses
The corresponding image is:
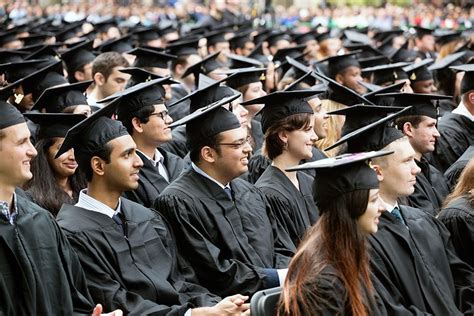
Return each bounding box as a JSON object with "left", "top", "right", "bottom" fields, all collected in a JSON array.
[
  {"left": 149, "top": 110, "right": 169, "bottom": 120},
  {"left": 217, "top": 136, "right": 251, "bottom": 149}
]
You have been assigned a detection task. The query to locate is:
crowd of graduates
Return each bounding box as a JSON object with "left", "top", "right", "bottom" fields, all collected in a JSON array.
[{"left": 0, "top": 1, "right": 474, "bottom": 315}]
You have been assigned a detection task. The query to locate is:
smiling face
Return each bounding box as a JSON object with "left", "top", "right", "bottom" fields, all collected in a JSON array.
[
  {"left": 308, "top": 97, "right": 329, "bottom": 139},
  {"left": 140, "top": 103, "right": 173, "bottom": 146},
  {"left": 0, "top": 123, "right": 37, "bottom": 188},
  {"left": 286, "top": 117, "right": 318, "bottom": 161},
  {"left": 357, "top": 189, "right": 385, "bottom": 234},
  {"left": 47, "top": 137, "right": 78, "bottom": 179},
  {"left": 336, "top": 66, "right": 366, "bottom": 94}
]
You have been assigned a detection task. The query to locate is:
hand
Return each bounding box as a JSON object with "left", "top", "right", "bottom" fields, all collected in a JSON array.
[
  {"left": 241, "top": 310, "right": 251, "bottom": 316},
  {"left": 92, "top": 304, "right": 123, "bottom": 316},
  {"left": 192, "top": 294, "right": 249, "bottom": 316}
]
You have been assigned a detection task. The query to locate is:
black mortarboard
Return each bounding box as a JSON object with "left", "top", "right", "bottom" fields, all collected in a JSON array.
[
  {"left": 362, "top": 62, "right": 410, "bottom": 85},
  {"left": 315, "top": 31, "right": 332, "bottom": 42},
  {"left": 314, "top": 71, "right": 374, "bottom": 106},
  {"left": 0, "top": 50, "right": 28, "bottom": 64},
  {"left": 119, "top": 67, "right": 179, "bottom": 87},
  {"left": 362, "top": 81, "right": 405, "bottom": 105},
  {"left": 94, "top": 18, "right": 118, "bottom": 34},
  {"left": 127, "top": 47, "right": 176, "bottom": 69},
  {"left": 169, "top": 94, "right": 242, "bottom": 151},
  {"left": 450, "top": 64, "right": 474, "bottom": 94},
  {"left": 248, "top": 41, "right": 270, "bottom": 66},
  {"left": 326, "top": 106, "right": 411, "bottom": 152},
  {"left": 0, "top": 59, "right": 48, "bottom": 82},
  {"left": 253, "top": 29, "right": 272, "bottom": 45},
  {"left": 373, "top": 29, "right": 404, "bottom": 42},
  {"left": 223, "top": 67, "right": 266, "bottom": 89},
  {"left": 54, "top": 22, "right": 83, "bottom": 43},
  {"left": 389, "top": 40, "right": 419, "bottom": 62},
  {"left": 133, "top": 27, "right": 160, "bottom": 43},
  {"left": 292, "top": 31, "right": 317, "bottom": 45},
  {"left": 61, "top": 39, "right": 96, "bottom": 74},
  {"left": 240, "top": 90, "right": 318, "bottom": 134},
  {"left": 283, "top": 71, "right": 326, "bottom": 92},
  {"left": 24, "top": 45, "right": 62, "bottom": 64},
  {"left": 358, "top": 55, "right": 391, "bottom": 69},
  {"left": 428, "top": 51, "right": 466, "bottom": 71},
  {"left": 31, "top": 80, "right": 91, "bottom": 113},
  {"left": 272, "top": 44, "right": 306, "bottom": 65},
  {"left": 227, "top": 53, "right": 264, "bottom": 69},
  {"left": 97, "top": 34, "right": 134, "bottom": 53},
  {"left": 166, "top": 38, "right": 200, "bottom": 56},
  {"left": 229, "top": 31, "right": 253, "bottom": 50},
  {"left": 376, "top": 92, "right": 451, "bottom": 118},
  {"left": 0, "top": 29, "right": 19, "bottom": 46},
  {"left": 20, "top": 60, "right": 67, "bottom": 101},
  {"left": 343, "top": 30, "right": 372, "bottom": 45},
  {"left": 286, "top": 150, "right": 392, "bottom": 203},
  {"left": 403, "top": 58, "right": 434, "bottom": 82},
  {"left": 285, "top": 56, "right": 319, "bottom": 86},
  {"left": 413, "top": 26, "right": 434, "bottom": 38},
  {"left": 181, "top": 51, "right": 223, "bottom": 85},
  {"left": 266, "top": 31, "right": 292, "bottom": 47},
  {"left": 205, "top": 30, "right": 228, "bottom": 47},
  {"left": 170, "top": 74, "right": 236, "bottom": 113},
  {"left": 23, "top": 113, "right": 86, "bottom": 139},
  {"left": 435, "top": 31, "right": 463, "bottom": 46},
  {"left": 158, "top": 23, "right": 178, "bottom": 37},
  {"left": 0, "top": 100, "right": 25, "bottom": 129},
  {"left": 319, "top": 51, "right": 361, "bottom": 79},
  {"left": 19, "top": 32, "right": 54, "bottom": 46}
]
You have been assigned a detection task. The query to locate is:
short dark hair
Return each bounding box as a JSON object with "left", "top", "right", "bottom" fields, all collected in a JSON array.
[
  {"left": 189, "top": 132, "right": 222, "bottom": 163},
  {"left": 92, "top": 52, "right": 129, "bottom": 81},
  {"left": 264, "top": 113, "right": 313, "bottom": 160},
  {"left": 118, "top": 105, "right": 155, "bottom": 135},
  {"left": 395, "top": 115, "right": 425, "bottom": 130},
  {"left": 171, "top": 55, "right": 190, "bottom": 75},
  {"left": 76, "top": 142, "right": 113, "bottom": 182}
]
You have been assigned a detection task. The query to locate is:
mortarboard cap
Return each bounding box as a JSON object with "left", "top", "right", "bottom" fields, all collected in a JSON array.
[
  {"left": 133, "top": 27, "right": 160, "bottom": 43},
  {"left": 389, "top": 40, "right": 419, "bottom": 62},
  {"left": 166, "top": 38, "right": 200, "bottom": 56},
  {"left": 315, "top": 31, "right": 332, "bottom": 42},
  {"left": 181, "top": 51, "right": 223, "bottom": 85},
  {"left": 435, "top": 31, "right": 463, "bottom": 46},
  {"left": 0, "top": 29, "right": 20, "bottom": 46},
  {"left": 0, "top": 50, "right": 28, "bottom": 64},
  {"left": 19, "top": 32, "right": 54, "bottom": 47},
  {"left": 97, "top": 34, "right": 134, "bottom": 53},
  {"left": 227, "top": 53, "right": 264, "bottom": 69},
  {"left": 403, "top": 58, "right": 434, "bottom": 82},
  {"left": 373, "top": 29, "right": 404, "bottom": 42},
  {"left": 223, "top": 67, "right": 267, "bottom": 89},
  {"left": 31, "top": 80, "right": 91, "bottom": 113},
  {"left": 205, "top": 30, "right": 228, "bottom": 47},
  {"left": 319, "top": 51, "right": 361, "bottom": 79},
  {"left": 94, "top": 18, "right": 118, "bottom": 34},
  {"left": 272, "top": 44, "right": 306, "bottom": 65},
  {"left": 376, "top": 92, "right": 451, "bottom": 118},
  {"left": 23, "top": 113, "right": 86, "bottom": 139},
  {"left": 266, "top": 31, "right": 292, "bottom": 47},
  {"left": 428, "top": 51, "right": 467, "bottom": 71},
  {"left": 19, "top": 60, "right": 67, "bottom": 101},
  {"left": 358, "top": 55, "right": 391, "bottom": 69},
  {"left": 343, "top": 30, "right": 372, "bottom": 45},
  {"left": 292, "top": 31, "right": 317, "bottom": 45},
  {"left": 362, "top": 81, "right": 405, "bottom": 104},
  {"left": 24, "top": 45, "right": 62, "bottom": 64},
  {"left": 362, "top": 62, "right": 410, "bottom": 86},
  {"left": 61, "top": 39, "right": 96, "bottom": 74},
  {"left": 0, "top": 59, "right": 48, "bottom": 83},
  {"left": 287, "top": 150, "right": 392, "bottom": 204},
  {"left": 0, "top": 100, "right": 25, "bottom": 129},
  {"left": 413, "top": 26, "right": 434, "bottom": 38},
  {"left": 127, "top": 47, "right": 176, "bottom": 69},
  {"left": 240, "top": 90, "right": 319, "bottom": 134},
  {"left": 229, "top": 31, "right": 253, "bottom": 50},
  {"left": 119, "top": 67, "right": 179, "bottom": 87},
  {"left": 54, "top": 22, "right": 83, "bottom": 43},
  {"left": 450, "top": 63, "right": 474, "bottom": 94}
]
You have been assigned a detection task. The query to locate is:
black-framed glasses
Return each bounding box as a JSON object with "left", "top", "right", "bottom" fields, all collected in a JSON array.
[
  {"left": 217, "top": 136, "right": 251, "bottom": 149},
  {"left": 149, "top": 110, "right": 169, "bottom": 120}
]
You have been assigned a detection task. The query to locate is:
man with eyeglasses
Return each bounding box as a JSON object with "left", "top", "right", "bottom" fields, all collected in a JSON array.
[
  {"left": 113, "top": 77, "right": 184, "bottom": 208},
  {"left": 155, "top": 94, "right": 292, "bottom": 298}
]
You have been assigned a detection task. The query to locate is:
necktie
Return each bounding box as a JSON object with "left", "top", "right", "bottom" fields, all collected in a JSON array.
[
  {"left": 391, "top": 206, "right": 405, "bottom": 225},
  {"left": 112, "top": 212, "right": 125, "bottom": 235},
  {"left": 224, "top": 187, "right": 233, "bottom": 200}
]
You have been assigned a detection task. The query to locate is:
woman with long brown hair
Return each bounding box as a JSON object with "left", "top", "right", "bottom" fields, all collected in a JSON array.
[
  {"left": 438, "top": 157, "right": 474, "bottom": 267},
  {"left": 279, "top": 151, "right": 389, "bottom": 315}
]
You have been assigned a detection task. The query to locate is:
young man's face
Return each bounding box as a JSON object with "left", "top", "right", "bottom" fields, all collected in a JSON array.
[
  {"left": 337, "top": 66, "right": 366, "bottom": 94},
  {"left": 417, "top": 35, "right": 435, "bottom": 52},
  {"left": 408, "top": 116, "right": 440, "bottom": 155},
  {"left": 213, "top": 127, "right": 252, "bottom": 180},
  {"left": 102, "top": 135, "right": 143, "bottom": 192},
  {"left": 100, "top": 67, "right": 130, "bottom": 98},
  {"left": 0, "top": 123, "right": 37, "bottom": 188},
  {"left": 378, "top": 138, "right": 421, "bottom": 199},
  {"left": 236, "top": 41, "right": 255, "bottom": 57},
  {"left": 412, "top": 79, "right": 437, "bottom": 94},
  {"left": 140, "top": 104, "right": 173, "bottom": 146}
]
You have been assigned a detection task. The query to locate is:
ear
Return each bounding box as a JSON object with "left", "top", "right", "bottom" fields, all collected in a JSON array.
[
  {"left": 91, "top": 156, "right": 106, "bottom": 178},
  {"left": 94, "top": 72, "right": 105, "bottom": 86},
  {"left": 402, "top": 122, "right": 414, "bottom": 137},
  {"left": 74, "top": 70, "right": 85, "bottom": 82},
  {"left": 277, "top": 130, "right": 289, "bottom": 145},
  {"left": 335, "top": 73, "right": 344, "bottom": 85},
  {"left": 468, "top": 91, "right": 474, "bottom": 104},
  {"left": 131, "top": 117, "right": 144, "bottom": 134},
  {"left": 200, "top": 146, "right": 217, "bottom": 164},
  {"left": 370, "top": 162, "right": 384, "bottom": 182},
  {"left": 175, "top": 64, "right": 184, "bottom": 77}
]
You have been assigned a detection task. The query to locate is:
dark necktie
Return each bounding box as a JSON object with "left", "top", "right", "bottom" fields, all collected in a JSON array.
[
  {"left": 224, "top": 187, "right": 233, "bottom": 200},
  {"left": 112, "top": 212, "right": 125, "bottom": 235},
  {"left": 391, "top": 206, "right": 405, "bottom": 225}
]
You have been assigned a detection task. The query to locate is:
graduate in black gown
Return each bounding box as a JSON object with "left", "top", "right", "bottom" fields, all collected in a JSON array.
[
  {"left": 329, "top": 108, "right": 474, "bottom": 315},
  {"left": 438, "top": 158, "right": 474, "bottom": 267},
  {"left": 155, "top": 95, "right": 292, "bottom": 297},
  {"left": 279, "top": 152, "right": 389, "bottom": 316},
  {"left": 55, "top": 90, "right": 250, "bottom": 315},
  {"left": 243, "top": 90, "right": 319, "bottom": 249},
  {"left": 104, "top": 75, "right": 185, "bottom": 208},
  {"left": 445, "top": 145, "right": 474, "bottom": 190},
  {"left": 434, "top": 64, "right": 474, "bottom": 172},
  {"left": 384, "top": 92, "right": 451, "bottom": 215},
  {"left": 0, "top": 101, "right": 112, "bottom": 315}
]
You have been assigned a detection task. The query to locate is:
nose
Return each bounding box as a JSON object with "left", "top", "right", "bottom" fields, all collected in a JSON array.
[
  {"left": 27, "top": 140, "right": 37, "bottom": 158},
  {"left": 310, "top": 129, "right": 318, "bottom": 142},
  {"left": 134, "top": 154, "right": 144, "bottom": 168},
  {"left": 66, "top": 148, "right": 75, "bottom": 160},
  {"left": 412, "top": 163, "right": 421, "bottom": 175},
  {"left": 243, "top": 141, "right": 252, "bottom": 153},
  {"left": 433, "top": 127, "right": 440, "bottom": 138},
  {"left": 166, "top": 114, "right": 173, "bottom": 124}
]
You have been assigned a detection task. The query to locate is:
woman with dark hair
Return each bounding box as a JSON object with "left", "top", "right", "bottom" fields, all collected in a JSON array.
[
  {"left": 438, "top": 158, "right": 474, "bottom": 267},
  {"left": 23, "top": 113, "right": 87, "bottom": 217},
  {"left": 242, "top": 90, "right": 319, "bottom": 251},
  {"left": 279, "top": 151, "right": 389, "bottom": 316}
]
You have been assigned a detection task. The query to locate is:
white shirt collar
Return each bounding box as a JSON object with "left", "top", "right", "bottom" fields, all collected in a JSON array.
[
  {"left": 75, "top": 189, "right": 121, "bottom": 218},
  {"left": 191, "top": 162, "right": 229, "bottom": 190},
  {"left": 384, "top": 200, "right": 399, "bottom": 213},
  {"left": 137, "top": 148, "right": 163, "bottom": 167},
  {"left": 452, "top": 101, "right": 474, "bottom": 121}
]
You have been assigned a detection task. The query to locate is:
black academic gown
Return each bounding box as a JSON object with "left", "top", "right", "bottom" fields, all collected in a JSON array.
[
  {"left": 250, "top": 119, "right": 264, "bottom": 153},
  {"left": 154, "top": 168, "right": 293, "bottom": 297},
  {"left": 0, "top": 195, "right": 94, "bottom": 315},
  {"left": 56, "top": 198, "right": 220, "bottom": 315},
  {"left": 168, "top": 84, "right": 190, "bottom": 122},
  {"left": 435, "top": 112, "right": 474, "bottom": 172},
  {"left": 256, "top": 166, "right": 318, "bottom": 249},
  {"left": 407, "top": 156, "right": 449, "bottom": 215},
  {"left": 445, "top": 145, "right": 474, "bottom": 190},
  {"left": 123, "top": 149, "right": 184, "bottom": 208},
  {"left": 369, "top": 206, "right": 474, "bottom": 315},
  {"left": 300, "top": 146, "right": 327, "bottom": 178},
  {"left": 161, "top": 125, "right": 188, "bottom": 158},
  {"left": 438, "top": 195, "right": 474, "bottom": 268}
]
